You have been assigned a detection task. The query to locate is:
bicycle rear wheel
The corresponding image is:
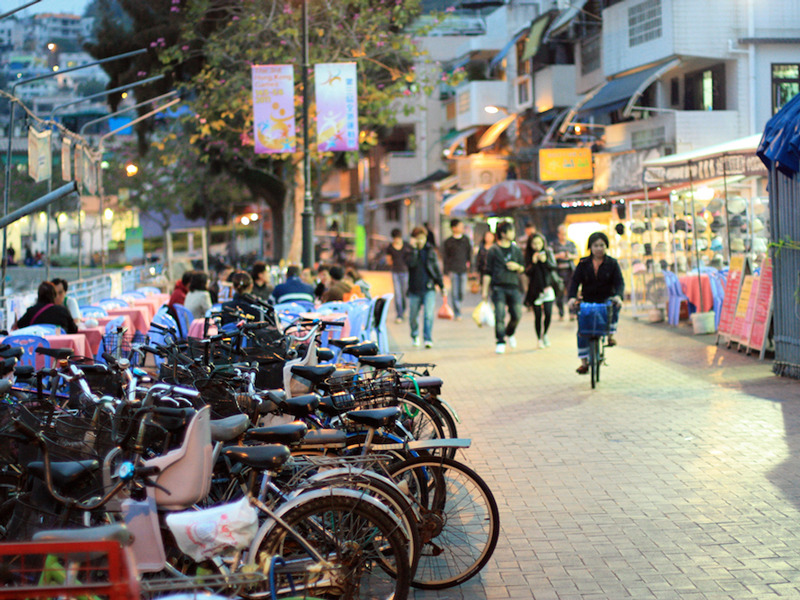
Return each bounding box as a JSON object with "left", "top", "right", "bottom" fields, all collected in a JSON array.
[
  {"left": 589, "top": 337, "right": 600, "bottom": 389},
  {"left": 387, "top": 456, "right": 499, "bottom": 589}
]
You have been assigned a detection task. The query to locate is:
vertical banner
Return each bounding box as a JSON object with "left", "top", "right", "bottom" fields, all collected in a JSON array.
[
  {"left": 27, "top": 127, "right": 51, "bottom": 182},
  {"left": 74, "top": 144, "right": 84, "bottom": 189},
  {"left": 61, "top": 137, "right": 72, "bottom": 181},
  {"left": 125, "top": 226, "right": 144, "bottom": 263},
  {"left": 748, "top": 257, "right": 774, "bottom": 359},
  {"left": 315, "top": 62, "right": 359, "bottom": 152},
  {"left": 83, "top": 146, "right": 97, "bottom": 195},
  {"left": 251, "top": 65, "right": 296, "bottom": 154}
]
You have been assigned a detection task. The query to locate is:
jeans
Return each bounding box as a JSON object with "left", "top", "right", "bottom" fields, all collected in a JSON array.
[
  {"left": 392, "top": 272, "right": 408, "bottom": 318},
  {"left": 491, "top": 286, "right": 523, "bottom": 344},
  {"left": 449, "top": 271, "right": 467, "bottom": 318},
  {"left": 408, "top": 290, "right": 436, "bottom": 342},
  {"left": 577, "top": 303, "right": 620, "bottom": 358}
]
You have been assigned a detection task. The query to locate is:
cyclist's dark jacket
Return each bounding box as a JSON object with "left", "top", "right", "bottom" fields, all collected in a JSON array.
[
  {"left": 486, "top": 243, "right": 524, "bottom": 288},
  {"left": 568, "top": 255, "right": 624, "bottom": 303}
]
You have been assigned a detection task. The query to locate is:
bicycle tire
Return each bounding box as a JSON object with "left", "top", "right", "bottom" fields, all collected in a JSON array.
[
  {"left": 387, "top": 456, "right": 500, "bottom": 589},
  {"left": 253, "top": 493, "right": 410, "bottom": 600},
  {"left": 590, "top": 338, "right": 599, "bottom": 389}
]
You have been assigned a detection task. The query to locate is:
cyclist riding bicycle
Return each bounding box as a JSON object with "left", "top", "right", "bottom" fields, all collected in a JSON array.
[{"left": 567, "top": 231, "right": 624, "bottom": 374}]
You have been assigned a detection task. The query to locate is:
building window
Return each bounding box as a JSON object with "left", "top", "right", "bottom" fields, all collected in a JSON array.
[
  {"left": 384, "top": 201, "right": 400, "bottom": 222},
  {"left": 772, "top": 64, "right": 800, "bottom": 114},
  {"left": 517, "top": 77, "right": 530, "bottom": 106},
  {"left": 628, "top": 0, "right": 662, "bottom": 47},
  {"left": 632, "top": 126, "right": 665, "bottom": 149},
  {"left": 516, "top": 38, "right": 531, "bottom": 75},
  {"left": 580, "top": 34, "right": 600, "bottom": 75},
  {"left": 684, "top": 64, "right": 725, "bottom": 110},
  {"left": 457, "top": 90, "right": 470, "bottom": 114},
  {"left": 383, "top": 125, "right": 416, "bottom": 155},
  {"left": 670, "top": 77, "right": 679, "bottom": 106}
]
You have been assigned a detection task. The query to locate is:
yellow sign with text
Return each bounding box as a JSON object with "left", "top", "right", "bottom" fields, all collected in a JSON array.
[{"left": 539, "top": 148, "right": 593, "bottom": 181}]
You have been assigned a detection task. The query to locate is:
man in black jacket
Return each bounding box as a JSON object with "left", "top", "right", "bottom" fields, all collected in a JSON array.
[
  {"left": 482, "top": 222, "right": 525, "bottom": 354},
  {"left": 443, "top": 219, "right": 472, "bottom": 321},
  {"left": 407, "top": 226, "right": 444, "bottom": 348}
]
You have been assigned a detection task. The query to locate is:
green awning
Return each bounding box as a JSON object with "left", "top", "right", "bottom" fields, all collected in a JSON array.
[{"left": 521, "top": 11, "right": 558, "bottom": 62}]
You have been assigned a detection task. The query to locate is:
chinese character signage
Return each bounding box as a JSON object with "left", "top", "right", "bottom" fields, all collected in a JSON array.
[
  {"left": 27, "top": 127, "right": 51, "bottom": 183},
  {"left": 251, "top": 65, "right": 296, "bottom": 154},
  {"left": 315, "top": 62, "right": 359, "bottom": 152},
  {"left": 539, "top": 148, "right": 593, "bottom": 181}
]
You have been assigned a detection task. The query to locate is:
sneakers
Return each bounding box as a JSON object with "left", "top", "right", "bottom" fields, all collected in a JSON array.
[
  {"left": 543, "top": 334, "right": 551, "bottom": 347},
  {"left": 507, "top": 335, "right": 517, "bottom": 349},
  {"left": 495, "top": 343, "right": 506, "bottom": 354},
  {"left": 538, "top": 338, "right": 546, "bottom": 349},
  {"left": 606, "top": 335, "right": 617, "bottom": 347},
  {"left": 576, "top": 363, "right": 589, "bottom": 374},
  {"left": 395, "top": 317, "right": 404, "bottom": 324},
  {"left": 412, "top": 337, "right": 420, "bottom": 347},
  {"left": 424, "top": 340, "right": 434, "bottom": 348}
]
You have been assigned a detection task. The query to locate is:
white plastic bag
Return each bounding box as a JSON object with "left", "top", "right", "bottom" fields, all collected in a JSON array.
[
  {"left": 166, "top": 496, "right": 258, "bottom": 561},
  {"left": 472, "top": 300, "right": 495, "bottom": 328}
]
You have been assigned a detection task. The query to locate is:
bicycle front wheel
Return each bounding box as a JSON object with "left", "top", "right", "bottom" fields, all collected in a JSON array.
[
  {"left": 589, "top": 337, "right": 600, "bottom": 389},
  {"left": 387, "top": 456, "right": 500, "bottom": 589},
  {"left": 256, "top": 493, "right": 410, "bottom": 600}
]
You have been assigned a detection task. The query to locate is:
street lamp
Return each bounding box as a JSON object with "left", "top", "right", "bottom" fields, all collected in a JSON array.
[
  {"left": 300, "top": 0, "right": 314, "bottom": 269},
  {"left": 125, "top": 163, "right": 139, "bottom": 177}
]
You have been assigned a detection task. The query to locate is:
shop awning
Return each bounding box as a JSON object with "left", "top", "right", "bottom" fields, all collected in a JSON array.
[
  {"left": 643, "top": 134, "right": 767, "bottom": 184},
  {"left": 489, "top": 29, "right": 528, "bottom": 70},
  {"left": 577, "top": 58, "right": 680, "bottom": 120},
  {"left": 521, "top": 11, "right": 558, "bottom": 62},
  {"left": 477, "top": 113, "right": 517, "bottom": 149},
  {"left": 442, "top": 188, "right": 485, "bottom": 216},
  {"left": 412, "top": 169, "right": 451, "bottom": 187},
  {"left": 442, "top": 126, "right": 479, "bottom": 156},
  {"left": 544, "top": 0, "right": 589, "bottom": 41}
]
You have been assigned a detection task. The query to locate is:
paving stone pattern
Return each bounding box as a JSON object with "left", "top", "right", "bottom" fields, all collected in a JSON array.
[{"left": 386, "top": 290, "right": 800, "bottom": 600}]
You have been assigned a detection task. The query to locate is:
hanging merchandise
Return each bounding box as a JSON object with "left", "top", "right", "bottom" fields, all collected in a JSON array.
[
  {"left": 711, "top": 236, "right": 724, "bottom": 253},
  {"left": 707, "top": 198, "right": 723, "bottom": 212},
  {"left": 753, "top": 237, "right": 768, "bottom": 253},
  {"left": 752, "top": 217, "right": 765, "bottom": 233},
  {"left": 710, "top": 216, "right": 725, "bottom": 233},
  {"left": 727, "top": 196, "right": 747, "bottom": 214},
  {"left": 673, "top": 219, "right": 689, "bottom": 232},
  {"left": 730, "top": 237, "right": 746, "bottom": 252},
  {"left": 694, "top": 216, "right": 708, "bottom": 233},
  {"left": 652, "top": 217, "right": 668, "bottom": 232},
  {"left": 631, "top": 220, "right": 646, "bottom": 234}
]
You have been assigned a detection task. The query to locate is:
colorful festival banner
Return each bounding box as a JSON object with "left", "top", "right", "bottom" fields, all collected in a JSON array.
[
  {"left": 315, "top": 62, "right": 359, "bottom": 152},
  {"left": 61, "top": 137, "right": 72, "bottom": 181},
  {"left": 27, "top": 127, "right": 51, "bottom": 183},
  {"left": 251, "top": 65, "right": 296, "bottom": 154}
]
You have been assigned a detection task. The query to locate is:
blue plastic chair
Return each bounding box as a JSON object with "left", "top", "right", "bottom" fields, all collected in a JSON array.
[
  {"left": 663, "top": 271, "right": 688, "bottom": 326},
  {"left": 136, "top": 287, "right": 162, "bottom": 295},
  {"left": 98, "top": 298, "right": 129, "bottom": 310},
  {"left": 121, "top": 291, "right": 146, "bottom": 300},
  {"left": 104, "top": 316, "right": 126, "bottom": 334},
  {"left": 148, "top": 306, "right": 180, "bottom": 369},
  {"left": 80, "top": 305, "right": 108, "bottom": 318},
  {"left": 14, "top": 324, "right": 59, "bottom": 336},
  {"left": 709, "top": 272, "right": 726, "bottom": 330},
  {"left": 369, "top": 293, "right": 393, "bottom": 354},
  {"left": 171, "top": 304, "right": 194, "bottom": 338},
  {"left": 345, "top": 299, "right": 372, "bottom": 342},
  {"left": 4, "top": 335, "right": 50, "bottom": 369}
]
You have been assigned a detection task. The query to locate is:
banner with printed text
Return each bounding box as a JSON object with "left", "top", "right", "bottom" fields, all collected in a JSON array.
[
  {"left": 27, "top": 127, "right": 51, "bottom": 183},
  {"left": 61, "top": 137, "right": 72, "bottom": 181},
  {"left": 315, "top": 62, "right": 359, "bottom": 152},
  {"left": 251, "top": 65, "right": 296, "bottom": 154}
]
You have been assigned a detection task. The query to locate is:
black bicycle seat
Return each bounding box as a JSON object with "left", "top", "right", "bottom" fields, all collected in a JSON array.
[{"left": 36, "top": 347, "right": 73, "bottom": 359}]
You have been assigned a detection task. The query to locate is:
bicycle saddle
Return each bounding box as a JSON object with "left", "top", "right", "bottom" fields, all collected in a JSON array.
[
  {"left": 399, "top": 375, "right": 443, "bottom": 392},
  {"left": 27, "top": 459, "right": 100, "bottom": 488},
  {"left": 210, "top": 413, "right": 251, "bottom": 443},
  {"left": 297, "top": 428, "right": 347, "bottom": 447},
  {"left": 0, "top": 346, "right": 23, "bottom": 359},
  {"left": 36, "top": 347, "right": 73, "bottom": 359},
  {"left": 328, "top": 336, "right": 360, "bottom": 349},
  {"left": 280, "top": 393, "right": 320, "bottom": 418},
  {"left": 342, "top": 341, "right": 378, "bottom": 358},
  {"left": 345, "top": 406, "right": 401, "bottom": 429},
  {"left": 291, "top": 364, "right": 336, "bottom": 384},
  {"left": 13, "top": 365, "right": 34, "bottom": 379},
  {"left": 245, "top": 421, "right": 308, "bottom": 445},
  {"left": 223, "top": 444, "right": 291, "bottom": 472},
  {"left": 316, "top": 347, "right": 335, "bottom": 362},
  {"left": 33, "top": 523, "right": 134, "bottom": 547},
  {"left": 359, "top": 355, "right": 396, "bottom": 369}
]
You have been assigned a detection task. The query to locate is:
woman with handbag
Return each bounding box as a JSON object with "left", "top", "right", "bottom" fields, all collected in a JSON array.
[{"left": 524, "top": 233, "right": 559, "bottom": 349}]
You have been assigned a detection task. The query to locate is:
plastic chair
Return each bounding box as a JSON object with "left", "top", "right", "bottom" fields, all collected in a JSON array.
[
  {"left": 136, "top": 286, "right": 162, "bottom": 295},
  {"left": 709, "top": 272, "right": 726, "bottom": 331},
  {"left": 14, "top": 324, "right": 59, "bottom": 336},
  {"left": 171, "top": 304, "right": 194, "bottom": 338},
  {"left": 80, "top": 305, "right": 108, "bottom": 318},
  {"left": 4, "top": 335, "right": 49, "bottom": 368},
  {"left": 148, "top": 307, "right": 180, "bottom": 369},
  {"left": 663, "top": 271, "right": 688, "bottom": 326},
  {"left": 369, "top": 293, "right": 393, "bottom": 354},
  {"left": 121, "top": 291, "right": 146, "bottom": 300},
  {"left": 98, "top": 298, "right": 129, "bottom": 310},
  {"left": 104, "top": 316, "right": 126, "bottom": 334},
  {"left": 345, "top": 298, "right": 372, "bottom": 342}
]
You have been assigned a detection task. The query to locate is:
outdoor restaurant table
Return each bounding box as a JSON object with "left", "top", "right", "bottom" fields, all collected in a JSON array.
[
  {"left": 131, "top": 295, "right": 168, "bottom": 320},
  {"left": 77, "top": 325, "right": 105, "bottom": 356},
  {"left": 188, "top": 318, "right": 218, "bottom": 339},
  {"left": 106, "top": 307, "right": 150, "bottom": 333},
  {"left": 5, "top": 333, "right": 92, "bottom": 369},
  {"left": 96, "top": 314, "right": 134, "bottom": 333},
  {"left": 679, "top": 273, "right": 714, "bottom": 313}
]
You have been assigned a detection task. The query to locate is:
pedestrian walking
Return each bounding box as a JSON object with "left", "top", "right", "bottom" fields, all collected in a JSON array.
[
  {"left": 407, "top": 226, "right": 444, "bottom": 348},
  {"left": 552, "top": 224, "right": 578, "bottom": 320},
  {"left": 567, "top": 231, "right": 624, "bottom": 374},
  {"left": 524, "top": 233, "right": 558, "bottom": 349},
  {"left": 475, "top": 230, "right": 495, "bottom": 282},
  {"left": 385, "top": 229, "right": 410, "bottom": 323},
  {"left": 442, "top": 219, "right": 472, "bottom": 320},
  {"left": 482, "top": 222, "right": 525, "bottom": 354}
]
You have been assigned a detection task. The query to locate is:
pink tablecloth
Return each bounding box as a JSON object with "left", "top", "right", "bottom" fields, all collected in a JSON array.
[
  {"left": 78, "top": 326, "right": 105, "bottom": 356},
  {"left": 188, "top": 318, "right": 218, "bottom": 339},
  {"left": 679, "top": 274, "right": 714, "bottom": 313},
  {"left": 107, "top": 307, "right": 149, "bottom": 333},
  {"left": 132, "top": 295, "right": 168, "bottom": 320},
  {"left": 96, "top": 314, "right": 134, "bottom": 333}
]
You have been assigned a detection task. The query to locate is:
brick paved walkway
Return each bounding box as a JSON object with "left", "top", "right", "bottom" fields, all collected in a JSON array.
[{"left": 378, "top": 280, "right": 800, "bottom": 599}]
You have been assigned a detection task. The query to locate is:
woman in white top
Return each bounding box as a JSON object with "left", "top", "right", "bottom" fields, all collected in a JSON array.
[{"left": 183, "top": 271, "right": 213, "bottom": 319}]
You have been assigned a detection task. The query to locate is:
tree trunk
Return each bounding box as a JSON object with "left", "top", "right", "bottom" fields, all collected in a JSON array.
[{"left": 286, "top": 164, "right": 303, "bottom": 264}]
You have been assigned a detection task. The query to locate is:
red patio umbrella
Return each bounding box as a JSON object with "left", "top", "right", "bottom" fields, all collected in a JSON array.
[{"left": 466, "top": 180, "right": 547, "bottom": 215}]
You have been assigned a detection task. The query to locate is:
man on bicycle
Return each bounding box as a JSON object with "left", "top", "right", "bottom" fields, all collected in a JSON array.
[{"left": 567, "top": 231, "right": 624, "bottom": 374}]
